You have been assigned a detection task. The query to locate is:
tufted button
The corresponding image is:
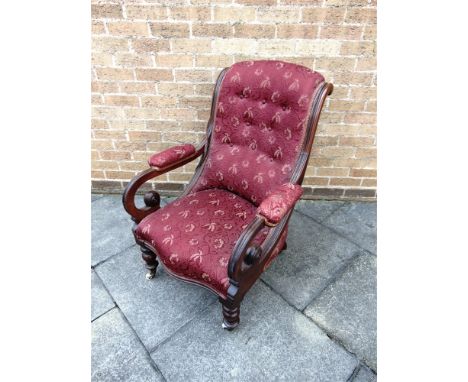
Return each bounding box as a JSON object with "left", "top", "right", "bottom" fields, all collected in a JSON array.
[
  {"left": 239, "top": 94, "right": 244, "bottom": 99},
  {"left": 282, "top": 105, "right": 287, "bottom": 111},
  {"left": 262, "top": 100, "right": 267, "bottom": 104},
  {"left": 245, "top": 122, "right": 251, "bottom": 126}
]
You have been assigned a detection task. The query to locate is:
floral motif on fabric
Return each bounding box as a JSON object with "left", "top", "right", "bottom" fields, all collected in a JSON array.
[
  {"left": 257, "top": 183, "right": 303, "bottom": 225},
  {"left": 148, "top": 144, "right": 196, "bottom": 169},
  {"left": 191, "top": 60, "right": 324, "bottom": 206},
  {"left": 135, "top": 189, "right": 286, "bottom": 297}
]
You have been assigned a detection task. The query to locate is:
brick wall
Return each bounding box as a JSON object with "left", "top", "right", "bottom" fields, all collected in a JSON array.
[{"left": 91, "top": 0, "right": 377, "bottom": 200}]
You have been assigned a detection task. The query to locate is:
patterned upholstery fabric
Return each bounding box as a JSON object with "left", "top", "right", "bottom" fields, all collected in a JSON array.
[
  {"left": 148, "top": 143, "right": 195, "bottom": 169},
  {"left": 138, "top": 60, "right": 322, "bottom": 296},
  {"left": 135, "top": 189, "right": 286, "bottom": 297},
  {"left": 191, "top": 60, "right": 324, "bottom": 205},
  {"left": 257, "top": 183, "right": 303, "bottom": 225}
]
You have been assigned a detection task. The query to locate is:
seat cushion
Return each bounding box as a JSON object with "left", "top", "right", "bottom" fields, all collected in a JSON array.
[{"left": 135, "top": 189, "right": 277, "bottom": 297}]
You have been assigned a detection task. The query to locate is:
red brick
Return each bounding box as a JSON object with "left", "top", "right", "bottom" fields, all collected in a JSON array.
[
  {"left": 135, "top": 69, "right": 173, "bottom": 81},
  {"left": 132, "top": 39, "right": 170, "bottom": 53},
  {"left": 107, "top": 22, "right": 149, "bottom": 37},
  {"left": 104, "top": 95, "right": 139, "bottom": 106},
  {"left": 192, "top": 23, "right": 233, "bottom": 38},
  {"left": 277, "top": 24, "right": 318, "bottom": 39},
  {"left": 150, "top": 22, "right": 190, "bottom": 38},
  {"left": 91, "top": 4, "right": 122, "bottom": 19},
  {"left": 126, "top": 5, "right": 167, "bottom": 20},
  {"left": 302, "top": 8, "right": 345, "bottom": 24},
  {"left": 350, "top": 169, "right": 377, "bottom": 178},
  {"left": 233, "top": 24, "right": 275, "bottom": 39}
]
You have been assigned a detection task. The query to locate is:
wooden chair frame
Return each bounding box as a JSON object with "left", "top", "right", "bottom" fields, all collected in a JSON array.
[{"left": 122, "top": 68, "right": 333, "bottom": 330}]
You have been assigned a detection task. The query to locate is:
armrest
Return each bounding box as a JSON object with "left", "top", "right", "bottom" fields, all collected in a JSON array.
[
  {"left": 256, "top": 183, "right": 303, "bottom": 226},
  {"left": 228, "top": 216, "right": 266, "bottom": 283},
  {"left": 148, "top": 143, "right": 196, "bottom": 170},
  {"left": 228, "top": 206, "right": 295, "bottom": 285},
  {"left": 122, "top": 141, "right": 205, "bottom": 223},
  {"left": 228, "top": 184, "right": 302, "bottom": 282}
]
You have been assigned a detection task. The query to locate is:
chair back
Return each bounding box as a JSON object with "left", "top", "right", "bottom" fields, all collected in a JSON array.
[{"left": 193, "top": 60, "right": 325, "bottom": 205}]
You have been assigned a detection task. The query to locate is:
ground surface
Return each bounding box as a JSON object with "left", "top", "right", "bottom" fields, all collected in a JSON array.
[{"left": 92, "top": 194, "right": 377, "bottom": 382}]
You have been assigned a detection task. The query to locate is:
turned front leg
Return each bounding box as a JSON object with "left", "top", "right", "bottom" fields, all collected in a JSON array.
[
  {"left": 140, "top": 245, "right": 158, "bottom": 280},
  {"left": 221, "top": 298, "right": 240, "bottom": 330}
]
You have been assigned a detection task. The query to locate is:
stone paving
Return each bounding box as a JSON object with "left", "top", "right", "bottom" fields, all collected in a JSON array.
[{"left": 92, "top": 194, "right": 377, "bottom": 382}]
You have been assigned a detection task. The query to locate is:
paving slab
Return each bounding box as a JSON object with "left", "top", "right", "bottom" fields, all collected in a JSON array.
[
  {"left": 161, "top": 196, "right": 176, "bottom": 206},
  {"left": 151, "top": 282, "right": 357, "bottom": 382},
  {"left": 92, "top": 195, "right": 136, "bottom": 266},
  {"left": 91, "top": 270, "right": 115, "bottom": 321},
  {"left": 261, "top": 212, "right": 364, "bottom": 310},
  {"left": 92, "top": 193, "right": 103, "bottom": 202},
  {"left": 305, "top": 254, "right": 377, "bottom": 370},
  {"left": 294, "top": 200, "right": 345, "bottom": 222},
  {"left": 95, "top": 245, "right": 217, "bottom": 351},
  {"left": 322, "top": 202, "right": 376, "bottom": 254},
  {"left": 344, "top": 202, "right": 377, "bottom": 230},
  {"left": 92, "top": 308, "right": 163, "bottom": 382},
  {"left": 353, "top": 364, "right": 376, "bottom": 382}
]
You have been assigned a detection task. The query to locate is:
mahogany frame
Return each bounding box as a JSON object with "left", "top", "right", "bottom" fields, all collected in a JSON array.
[{"left": 122, "top": 67, "right": 333, "bottom": 330}]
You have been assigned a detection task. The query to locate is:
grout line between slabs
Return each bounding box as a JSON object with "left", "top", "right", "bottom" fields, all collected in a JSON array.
[
  {"left": 295, "top": 208, "right": 376, "bottom": 256},
  {"left": 308, "top": 312, "right": 376, "bottom": 374},
  {"left": 118, "top": 307, "right": 168, "bottom": 382},
  {"left": 260, "top": 277, "right": 373, "bottom": 373},
  {"left": 92, "top": 243, "right": 137, "bottom": 269},
  {"left": 91, "top": 305, "right": 117, "bottom": 323},
  {"left": 346, "top": 364, "right": 362, "bottom": 382},
  {"left": 348, "top": 363, "right": 377, "bottom": 382},
  {"left": 148, "top": 299, "right": 219, "bottom": 355},
  {"left": 92, "top": 271, "right": 168, "bottom": 382},
  {"left": 262, "top": 205, "right": 377, "bottom": 372},
  {"left": 299, "top": 252, "right": 362, "bottom": 310},
  {"left": 91, "top": 194, "right": 105, "bottom": 203},
  {"left": 260, "top": 228, "right": 376, "bottom": 372},
  {"left": 296, "top": 201, "right": 348, "bottom": 224},
  {"left": 321, "top": 201, "right": 349, "bottom": 221},
  {"left": 259, "top": 279, "right": 356, "bottom": 357}
]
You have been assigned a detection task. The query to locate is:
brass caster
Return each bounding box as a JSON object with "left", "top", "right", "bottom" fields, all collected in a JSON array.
[
  {"left": 222, "top": 320, "right": 238, "bottom": 331},
  {"left": 146, "top": 269, "right": 156, "bottom": 280}
]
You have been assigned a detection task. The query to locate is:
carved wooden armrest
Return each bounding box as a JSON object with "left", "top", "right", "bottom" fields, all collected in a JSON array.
[
  {"left": 228, "top": 216, "right": 265, "bottom": 283},
  {"left": 228, "top": 184, "right": 302, "bottom": 283},
  {"left": 122, "top": 140, "right": 205, "bottom": 223},
  {"left": 228, "top": 207, "right": 294, "bottom": 284}
]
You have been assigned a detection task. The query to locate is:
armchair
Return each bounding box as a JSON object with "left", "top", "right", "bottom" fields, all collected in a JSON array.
[{"left": 122, "top": 60, "right": 333, "bottom": 330}]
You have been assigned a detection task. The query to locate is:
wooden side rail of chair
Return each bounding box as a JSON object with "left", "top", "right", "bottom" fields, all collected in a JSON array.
[
  {"left": 221, "top": 208, "right": 295, "bottom": 330},
  {"left": 228, "top": 208, "right": 294, "bottom": 284}
]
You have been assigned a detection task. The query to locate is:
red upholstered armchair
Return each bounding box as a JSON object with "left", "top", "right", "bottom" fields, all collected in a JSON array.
[{"left": 123, "top": 60, "right": 333, "bottom": 330}]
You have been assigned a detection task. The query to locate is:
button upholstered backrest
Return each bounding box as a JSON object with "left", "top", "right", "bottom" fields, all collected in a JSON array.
[{"left": 192, "top": 60, "right": 325, "bottom": 205}]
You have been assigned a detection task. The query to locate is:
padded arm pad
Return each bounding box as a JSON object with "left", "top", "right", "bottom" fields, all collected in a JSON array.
[
  {"left": 148, "top": 144, "right": 196, "bottom": 169},
  {"left": 256, "top": 183, "right": 303, "bottom": 226}
]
